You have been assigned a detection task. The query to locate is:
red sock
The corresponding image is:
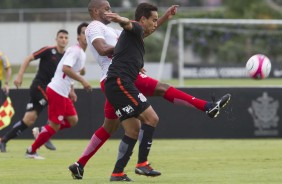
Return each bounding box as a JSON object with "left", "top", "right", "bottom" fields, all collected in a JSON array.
[
  {"left": 77, "top": 127, "right": 111, "bottom": 167},
  {"left": 163, "top": 87, "right": 207, "bottom": 111},
  {"left": 59, "top": 120, "right": 71, "bottom": 130},
  {"left": 31, "top": 125, "right": 56, "bottom": 152}
]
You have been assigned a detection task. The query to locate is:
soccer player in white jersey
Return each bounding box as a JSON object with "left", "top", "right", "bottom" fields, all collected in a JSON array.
[
  {"left": 69, "top": 0, "right": 231, "bottom": 180},
  {"left": 26, "top": 22, "right": 92, "bottom": 159}
]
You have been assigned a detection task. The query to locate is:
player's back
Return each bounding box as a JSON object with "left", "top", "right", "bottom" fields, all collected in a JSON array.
[{"left": 85, "top": 20, "right": 121, "bottom": 81}]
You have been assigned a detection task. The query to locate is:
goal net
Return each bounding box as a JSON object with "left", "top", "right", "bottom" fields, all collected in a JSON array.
[{"left": 157, "top": 18, "right": 282, "bottom": 86}]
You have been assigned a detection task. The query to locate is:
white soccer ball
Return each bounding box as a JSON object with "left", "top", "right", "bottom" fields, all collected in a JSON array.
[{"left": 246, "top": 54, "right": 271, "bottom": 79}]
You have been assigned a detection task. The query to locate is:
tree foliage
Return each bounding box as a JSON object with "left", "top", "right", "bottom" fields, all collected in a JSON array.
[{"left": 183, "top": 0, "right": 282, "bottom": 64}]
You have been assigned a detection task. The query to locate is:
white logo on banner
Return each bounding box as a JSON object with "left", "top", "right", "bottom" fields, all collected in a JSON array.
[{"left": 248, "top": 92, "right": 279, "bottom": 136}]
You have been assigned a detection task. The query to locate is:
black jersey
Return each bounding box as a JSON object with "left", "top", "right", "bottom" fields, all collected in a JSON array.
[
  {"left": 32, "top": 46, "right": 64, "bottom": 85},
  {"left": 107, "top": 22, "right": 144, "bottom": 82}
]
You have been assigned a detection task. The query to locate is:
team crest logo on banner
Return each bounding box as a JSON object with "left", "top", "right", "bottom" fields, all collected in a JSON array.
[
  {"left": 248, "top": 92, "right": 279, "bottom": 136},
  {"left": 0, "top": 96, "right": 15, "bottom": 130}
]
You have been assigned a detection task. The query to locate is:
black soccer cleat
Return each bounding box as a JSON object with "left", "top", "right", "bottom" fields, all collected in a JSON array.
[
  {"left": 135, "top": 161, "right": 161, "bottom": 177},
  {"left": 69, "top": 163, "right": 84, "bottom": 179},
  {"left": 110, "top": 173, "right": 133, "bottom": 182},
  {"left": 206, "top": 94, "right": 231, "bottom": 118},
  {"left": 44, "top": 140, "right": 56, "bottom": 150},
  {"left": 0, "top": 140, "right": 6, "bottom": 153}
]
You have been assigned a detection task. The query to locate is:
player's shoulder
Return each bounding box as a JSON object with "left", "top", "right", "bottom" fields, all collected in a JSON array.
[
  {"left": 89, "top": 20, "right": 104, "bottom": 26},
  {"left": 86, "top": 20, "right": 114, "bottom": 33},
  {"left": 87, "top": 20, "right": 103, "bottom": 30},
  {"left": 66, "top": 44, "right": 82, "bottom": 54},
  {"left": 41, "top": 45, "right": 56, "bottom": 50},
  {"left": 33, "top": 46, "right": 56, "bottom": 56}
]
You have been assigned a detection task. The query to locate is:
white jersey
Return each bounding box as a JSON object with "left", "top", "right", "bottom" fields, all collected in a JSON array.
[
  {"left": 48, "top": 44, "right": 86, "bottom": 97},
  {"left": 85, "top": 20, "right": 121, "bottom": 81}
]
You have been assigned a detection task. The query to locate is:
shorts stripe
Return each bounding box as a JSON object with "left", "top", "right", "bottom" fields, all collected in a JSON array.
[
  {"left": 37, "top": 85, "right": 48, "bottom": 100},
  {"left": 117, "top": 78, "right": 138, "bottom": 106}
]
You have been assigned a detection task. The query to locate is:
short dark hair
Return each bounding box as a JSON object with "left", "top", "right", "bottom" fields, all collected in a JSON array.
[
  {"left": 135, "top": 3, "right": 158, "bottom": 21},
  {"left": 57, "top": 29, "right": 68, "bottom": 36},
  {"left": 77, "top": 22, "right": 89, "bottom": 35}
]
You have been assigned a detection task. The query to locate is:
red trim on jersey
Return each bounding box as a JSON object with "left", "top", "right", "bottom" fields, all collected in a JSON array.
[
  {"left": 117, "top": 78, "right": 138, "bottom": 106},
  {"left": 33, "top": 46, "right": 55, "bottom": 57}
]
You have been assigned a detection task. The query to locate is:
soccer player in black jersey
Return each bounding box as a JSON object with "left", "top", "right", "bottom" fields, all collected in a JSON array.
[
  {"left": 0, "top": 29, "right": 69, "bottom": 153},
  {"left": 103, "top": 3, "right": 163, "bottom": 181},
  {"left": 68, "top": 1, "right": 231, "bottom": 181}
]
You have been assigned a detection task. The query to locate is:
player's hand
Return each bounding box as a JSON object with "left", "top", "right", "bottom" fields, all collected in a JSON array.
[
  {"left": 104, "top": 12, "right": 130, "bottom": 28},
  {"left": 69, "top": 91, "right": 77, "bottom": 102},
  {"left": 104, "top": 12, "right": 122, "bottom": 23},
  {"left": 140, "top": 68, "right": 147, "bottom": 74},
  {"left": 82, "top": 81, "right": 92, "bottom": 93},
  {"left": 2, "top": 85, "right": 9, "bottom": 95},
  {"left": 13, "top": 77, "right": 22, "bottom": 89},
  {"left": 165, "top": 5, "right": 179, "bottom": 19}
]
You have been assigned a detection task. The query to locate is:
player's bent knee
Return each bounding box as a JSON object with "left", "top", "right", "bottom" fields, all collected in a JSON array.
[
  {"left": 66, "top": 116, "right": 79, "bottom": 127},
  {"left": 23, "top": 112, "right": 38, "bottom": 126},
  {"left": 103, "top": 118, "right": 119, "bottom": 134},
  {"left": 154, "top": 82, "right": 170, "bottom": 96},
  {"left": 125, "top": 129, "right": 139, "bottom": 139},
  {"left": 147, "top": 116, "right": 159, "bottom": 127}
]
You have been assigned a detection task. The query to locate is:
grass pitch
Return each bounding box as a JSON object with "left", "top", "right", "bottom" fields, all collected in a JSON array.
[{"left": 1, "top": 139, "right": 282, "bottom": 184}]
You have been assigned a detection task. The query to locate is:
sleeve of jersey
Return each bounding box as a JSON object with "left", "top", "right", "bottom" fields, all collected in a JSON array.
[
  {"left": 131, "top": 22, "right": 143, "bottom": 36},
  {"left": 86, "top": 22, "right": 105, "bottom": 44},
  {"left": 32, "top": 46, "right": 49, "bottom": 60},
  {"left": 62, "top": 47, "right": 79, "bottom": 67}
]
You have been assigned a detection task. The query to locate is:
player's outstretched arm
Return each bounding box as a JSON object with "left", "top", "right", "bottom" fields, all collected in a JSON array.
[
  {"left": 104, "top": 12, "right": 132, "bottom": 31},
  {"left": 3, "top": 66, "right": 11, "bottom": 94},
  {"left": 13, "top": 55, "right": 34, "bottom": 89},
  {"left": 157, "top": 5, "right": 178, "bottom": 29},
  {"left": 62, "top": 65, "right": 92, "bottom": 92}
]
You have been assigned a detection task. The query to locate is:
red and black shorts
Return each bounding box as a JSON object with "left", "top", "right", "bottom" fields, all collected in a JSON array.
[
  {"left": 100, "top": 73, "right": 158, "bottom": 119},
  {"left": 104, "top": 77, "right": 150, "bottom": 122}
]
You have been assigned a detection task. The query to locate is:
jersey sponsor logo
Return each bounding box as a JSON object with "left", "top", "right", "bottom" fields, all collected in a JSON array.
[
  {"left": 26, "top": 103, "right": 33, "bottom": 110},
  {"left": 138, "top": 93, "right": 147, "bottom": 102},
  {"left": 115, "top": 109, "right": 122, "bottom": 118},
  {"left": 51, "top": 48, "right": 57, "bottom": 55},
  {"left": 39, "top": 98, "right": 47, "bottom": 106},
  {"left": 122, "top": 105, "right": 134, "bottom": 114},
  {"left": 139, "top": 73, "right": 148, "bottom": 78}
]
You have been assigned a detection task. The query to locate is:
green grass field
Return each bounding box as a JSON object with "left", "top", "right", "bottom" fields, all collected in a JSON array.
[{"left": 1, "top": 139, "right": 282, "bottom": 184}]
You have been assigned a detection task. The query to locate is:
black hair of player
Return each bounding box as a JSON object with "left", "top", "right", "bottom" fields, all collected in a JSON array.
[
  {"left": 135, "top": 3, "right": 158, "bottom": 21},
  {"left": 57, "top": 29, "right": 68, "bottom": 36},
  {"left": 77, "top": 22, "right": 89, "bottom": 35}
]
